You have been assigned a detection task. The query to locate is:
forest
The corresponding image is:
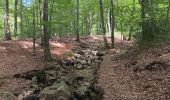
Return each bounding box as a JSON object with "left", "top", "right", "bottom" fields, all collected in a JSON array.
[{"left": 0, "top": 0, "right": 170, "bottom": 100}]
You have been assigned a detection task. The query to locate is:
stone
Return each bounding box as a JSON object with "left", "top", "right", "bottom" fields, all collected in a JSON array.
[
  {"left": 40, "top": 82, "right": 71, "bottom": 100},
  {"left": 0, "top": 92, "right": 17, "bottom": 100},
  {"left": 31, "top": 76, "right": 39, "bottom": 90},
  {"left": 76, "top": 64, "right": 84, "bottom": 69},
  {"left": 96, "top": 52, "right": 105, "bottom": 57},
  {"left": 17, "top": 91, "right": 40, "bottom": 100},
  {"left": 36, "top": 70, "right": 46, "bottom": 84},
  {"left": 74, "top": 53, "right": 81, "bottom": 58},
  {"left": 46, "top": 70, "right": 56, "bottom": 76},
  {"left": 74, "top": 85, "right": 90, "bottom": 100},
  {"left": 80, "top": 60, "right": 87, "bottom": 65},
  {"left": 23, "top": 95, "right": 39, "bottom": 100}
]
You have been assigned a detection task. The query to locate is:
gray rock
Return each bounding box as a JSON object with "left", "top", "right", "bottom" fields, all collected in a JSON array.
[
  {"left": 76, "top": 64, "right": 84, "bottom": 69},
  {"left": 0, "top": 92, "right": 17, "bottom": 100},
  {"left": 80, "top": 60, "right": 87, "bottom": 65},
  {"left": 31, "top": 77, "right": 39, "bottom": 90},
  {"left": 75, "top": 86, "right": 89, "bottom": 98},
  {"left": 40, "top": 82, "right": 71, "bottom": 100}
]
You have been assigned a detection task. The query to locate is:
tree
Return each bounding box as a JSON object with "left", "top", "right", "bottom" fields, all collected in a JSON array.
[
  {"left": 14, "top": 0, "right": 18, "bottom": 38},
  {"left": 32, "top": 0, "right": 36, "bottom": 56},
  {"left": 128, "top": 0, "right": 135, "bottom": 41},
  {"left": 139, "top": 0, "right": 154, "bottom": 40},
  {"left": 20, "top": 0, "right": 24, "bottom": 37},
  {"left": 41, "top": 0, "right": 52, "bottom": 61},
  {"left": 110, "top": 0, "right": 115, "bottom": 48},
  {"left": 76, "top": 0, "right": 80, "bottom": 42},
  {"left": 4, "top": 0, "right": 12, "bottom": 40},
  {"left": 99, "top": 0, "right": 109, "bottom": 48}
]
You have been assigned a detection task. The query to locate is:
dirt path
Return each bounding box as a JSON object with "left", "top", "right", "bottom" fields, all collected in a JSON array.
[
  {"left": 97, "top": 43, "right": 170, "bottom": 100},
  {"left": 97, "top": 54, "right": 140, "bottom": 100}
]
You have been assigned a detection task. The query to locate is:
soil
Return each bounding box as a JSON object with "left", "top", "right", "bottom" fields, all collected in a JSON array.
[
  {"left": 0, "top": 36, "right": 170, "bottom": 100},
  {"left": 0, "top": 38, "right": 73, "bottom": 93},
  {"left": 97, "top": 42, "right": 170, "bottom": 100}
]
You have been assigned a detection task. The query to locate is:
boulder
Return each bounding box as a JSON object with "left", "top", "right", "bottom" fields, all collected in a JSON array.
[{"left": 40, "top": 82, "right": 71, "bottom": 100}]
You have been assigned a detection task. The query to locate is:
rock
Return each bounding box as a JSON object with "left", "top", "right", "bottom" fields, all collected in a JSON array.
[
  {"left": 24, "top": 70, "right": 40, "bottom": 80},
  {"left": 63, "top": 59, "right": 74, "bottom": 67},
  {"left": 23, "top": 95, "right": 39, "bottom": 100},
  {"left": 17, "top": 94, "right": 24, "bottom": 100},
  {"left": 80, "top": 60, "right": 87, "bottom": 65},
  {"left": 96, "top": 51, "right": 105, "bottom": 57},
  {"left": 40, "top": 82, "right": 71, "bottom": 100},
  {"left": 74, "top": 86, "right": 90, "bottom": 100},
  {"left": 74, "top": 53, "right": 81, "bottom": 58},
  {"left": 0, "top": 92, "right": 17, "bottom": 100},
  {"left": 17, "top": 90, "right": 40, "bottom": 100},
  {"left": 14, "top": 70, "right": 46, "bottom": 82},
  {"left": 76, "top": 64, "right": 84, "bottom": 69},
  {"left": 36, "top": 70, "right": 46, "bottom": 84},
  {"left": 31, "top": 76, "right": 39, "bottom": 90},
  {"left": 46, "top": 70, "right": 56, "bottom": 77},
  {"left": 14, "top": 42, "right": 104, "bottom": 100}
]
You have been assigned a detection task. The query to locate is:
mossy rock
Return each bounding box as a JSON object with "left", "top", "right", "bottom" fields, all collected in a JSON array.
[{"left": 40, "top": 82, "right": 71, "bottom": 100}]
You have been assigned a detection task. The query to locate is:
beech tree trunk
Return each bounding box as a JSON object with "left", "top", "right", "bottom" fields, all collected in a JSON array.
[
  {"left": 110, "top": 0, "right": 115, "bottom": 48},
  {"left": 99, "top": 0, "right": 109, "bottom": 48},
  {"left": 41, "top": 0, "right": 52, "bottom": 61},
  {"left": 128, "top": 0, "right": 135, "bottom": 41},
  {"left": 33, "top": 0, "right": 36, "bottom": 56},
  {"left": 4, "top": 0, "right": 12, "bottom": 40},
  {"left": 76, "top": 0, "right": 80, "bottom": 42},
  {"left": 20, "top": 0, "right": 24, "bottom": 37},
  {"left": 14, "top": 0, "right": 18, "bottom": 38}
]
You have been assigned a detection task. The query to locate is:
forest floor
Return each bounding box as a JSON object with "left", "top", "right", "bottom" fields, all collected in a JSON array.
[
  {"left": 0, "top": 37, "right": 73, "bottom": 93},
  {"left": 0, "top": 35, "right": 170, "bottom": 100},
  {"left": 97, "top": 41, "right": 170, "bottom": 99}
]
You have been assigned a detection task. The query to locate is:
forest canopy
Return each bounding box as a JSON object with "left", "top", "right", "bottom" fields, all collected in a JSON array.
[{"left": 0, "top": 0, "right": 170, "bottom": 41}]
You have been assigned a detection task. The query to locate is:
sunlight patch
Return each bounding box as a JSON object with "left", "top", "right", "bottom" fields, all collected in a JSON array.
[
  {"left": 19, "top": 41, "right": 38, "bottom": 49},
  {"left": 50, "top": 42, "right": 66, "bottom": 48},
  {"left": 0, "top": 46, "right": 6, "bottom": 50}
]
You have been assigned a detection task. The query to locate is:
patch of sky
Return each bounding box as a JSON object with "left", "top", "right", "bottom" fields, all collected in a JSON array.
[{"left": 23, "top": 0, "right": 32, "bottom": 7}]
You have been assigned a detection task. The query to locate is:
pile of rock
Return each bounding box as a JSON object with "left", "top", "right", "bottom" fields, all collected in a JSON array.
[
  {"left": 12, "top": 42, "right": 104, "bottom": 100},
  {"left": 61, "top": 48, "right": 104, "bottom": 70}
]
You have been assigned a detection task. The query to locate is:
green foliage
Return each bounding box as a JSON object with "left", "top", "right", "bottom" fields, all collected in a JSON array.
[{"left": 0, "top": 0, "right": 169, "bottom": 42}]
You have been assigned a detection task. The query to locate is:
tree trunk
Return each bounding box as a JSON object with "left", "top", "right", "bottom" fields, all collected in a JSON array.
[
  {"left": 110, "top": 0, "right": 115, "bottom": 48},
  {"left": 4, "top": 0, "right": 12, "bottom": 40},
  {"left": 128, "top": 26, "right": 133, "bottom": 41},
  {"left": 167, "top": 0, "right": 170, "bottom": 19},
  {"left": 128, "top": 0, "right": 135, "bottom": 41},
  {"left": 76, "top": 0, "right": 80, "bottom": 42},
  {"left": 108, "top": 10, "right": 111, "bottom": 34},
  {"left": 120, "top": 23, "right": 123, "bottom": 44},
  {"left": 20, "top": 0, "right": 24, "bottom": 37},
  {"left": 99, "top": 0, "right": 109, "bottom": 48},
  {"left": 41, "top": 0, "right": 52, "bottom": 61},
  {"left": 89, "top": 13, "right": 93, "bottom": 35},
  {"left": 40, "top": 0, "right": 44, "bottom": 46},
  {"left": 140, "top": 0, "right": 150, "bottom": 40},
  {"left": 166, "top": 0, "right": 170, "bottom": 31},
  {"left": 32, "top": 0, "right": 36, "bottom": 56},
  {"left": 14, "top": 0, "right": 18, "bottom": 38},
  {"left": 49, "top": 0, "right": 55, "bottom": 38},
  {"left": 25, "top": 15, "right": 30, "bottom": 35}
]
